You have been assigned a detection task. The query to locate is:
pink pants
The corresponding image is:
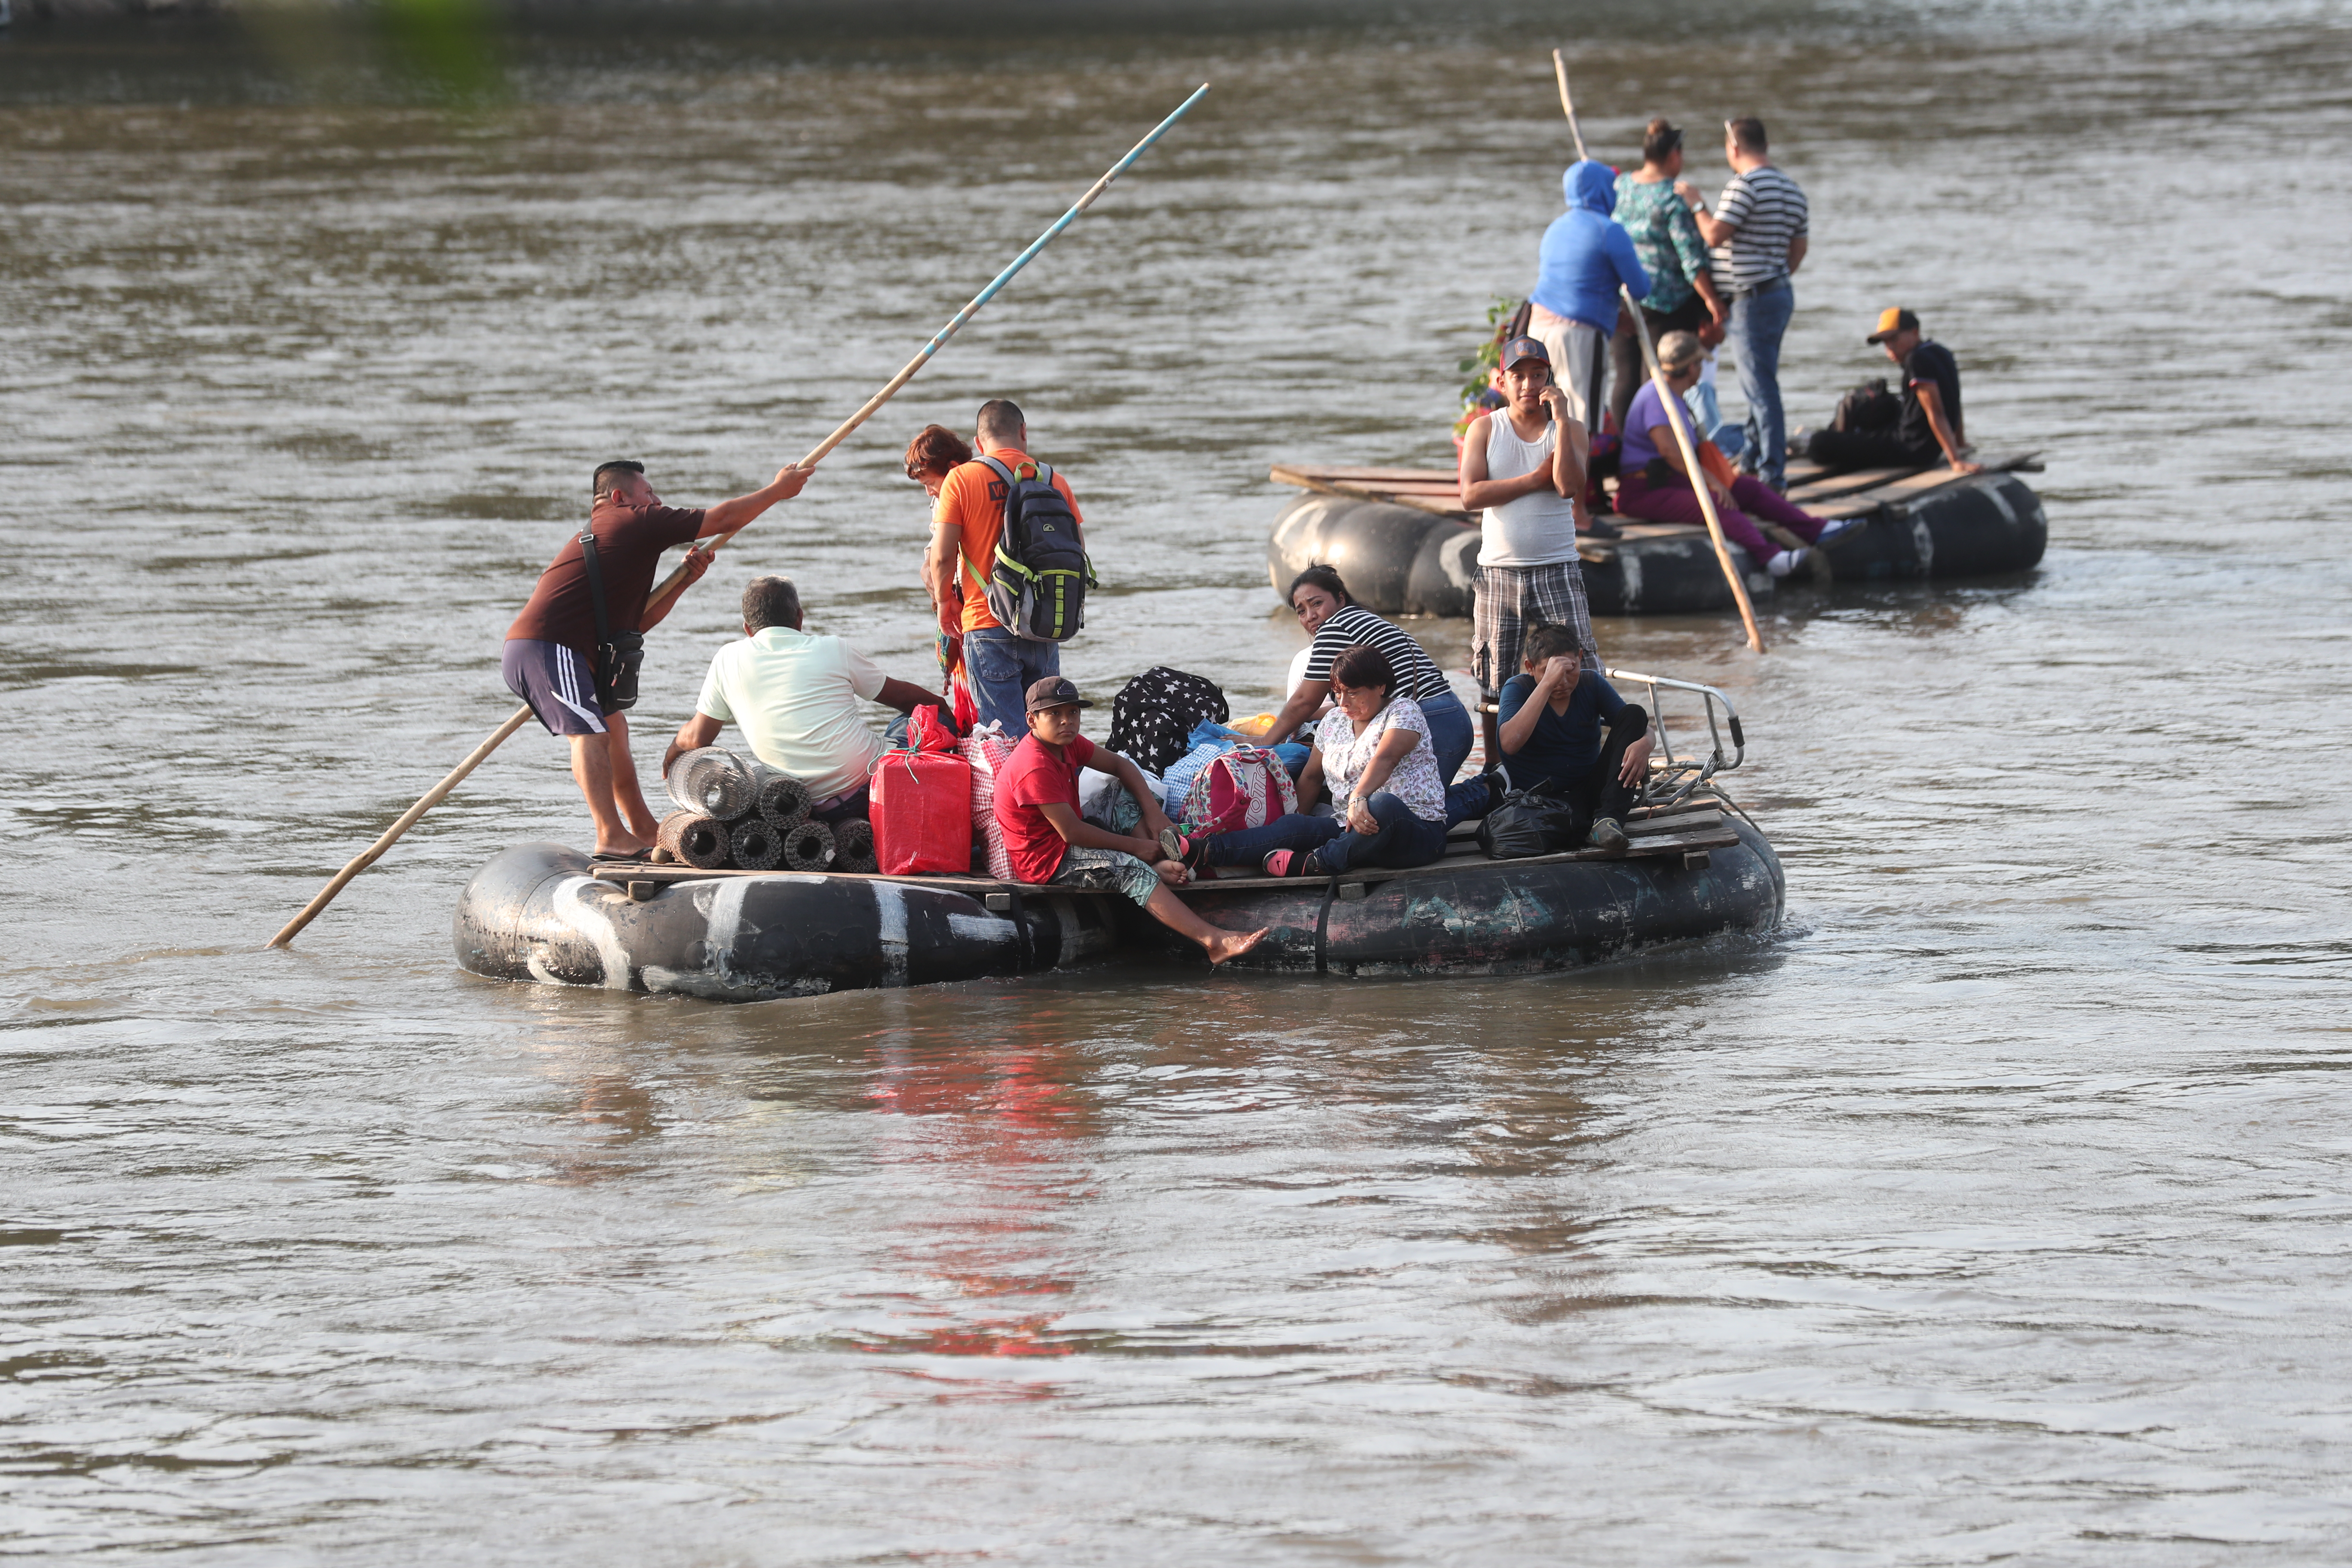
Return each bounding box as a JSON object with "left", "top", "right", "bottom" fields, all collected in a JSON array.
[{"left": 1617, "top": 472, "right": 1828, "bottom": 562}]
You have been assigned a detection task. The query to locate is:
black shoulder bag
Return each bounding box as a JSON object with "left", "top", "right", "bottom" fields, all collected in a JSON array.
[{"left": 576, "top": 527, "right": 644, "bottom": 713}]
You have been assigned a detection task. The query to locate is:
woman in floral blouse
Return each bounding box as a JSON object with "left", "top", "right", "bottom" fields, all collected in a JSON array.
[
  {"left": 1608, "top": 118, "right": 1730, "bottom": 435},
  {"left": 1175, "top": 645, "right": 1498, "bottom": 879}
]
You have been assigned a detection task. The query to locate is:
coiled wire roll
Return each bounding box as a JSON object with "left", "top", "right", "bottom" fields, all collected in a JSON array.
[
  {"left": 831, "top": 817, "right": 878, "bottom": 874},
  {"left": 656, "top": 811, "right": 730, "bottom": 870},
  {"left": 727, "top": 817, "right": 784, "bottom": 872},
  {"left": 666, "top": 747, "right": 756, "bottom": 821},
  {"left": 755, "top": 772, "right": 813, "bottom": 828},
  {"left": 779, "top": 818, "right": 836, "bottom": 873}
]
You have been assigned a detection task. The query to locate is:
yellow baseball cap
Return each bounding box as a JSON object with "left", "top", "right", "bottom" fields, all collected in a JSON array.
[{"left": 1866, "top": 306, "right": 1918, "bottom": 344}]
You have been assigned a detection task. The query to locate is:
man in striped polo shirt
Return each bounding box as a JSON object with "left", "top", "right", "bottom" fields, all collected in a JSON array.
[{"left": 1691, "top": 117, "right": 1809, "bottom": 490}]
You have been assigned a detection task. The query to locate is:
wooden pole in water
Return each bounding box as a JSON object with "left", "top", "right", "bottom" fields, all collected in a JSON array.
[
  {"left": 1551, "top": 49, "right": 1589, "bottom": 162},
  {"left": 1620, "top": 284, "right": 1767, "bottom": 652},
  {"left": 1547, "top": 51, "right": 1764, "bottom": 652},
  {"left": 266, "top": 706, "right": 533, "bottom": 949},
  {"left": 266, "top": 85, "right": 1212, "bottom": 950},
  {"left": 643, "top": 82, "right": 1212, "bottom": 620}
]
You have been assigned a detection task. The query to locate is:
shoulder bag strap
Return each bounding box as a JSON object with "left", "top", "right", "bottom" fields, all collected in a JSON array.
[{"left": 577, "top": 527, "right": 615, "bottom": 648}]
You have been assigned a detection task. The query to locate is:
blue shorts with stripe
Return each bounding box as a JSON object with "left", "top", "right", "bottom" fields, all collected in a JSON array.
[{"left": 502, "top": 638, "right": 609, "bottom": 737}]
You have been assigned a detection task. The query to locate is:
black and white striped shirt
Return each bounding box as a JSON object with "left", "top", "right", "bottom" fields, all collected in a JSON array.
[
  {"left": 1301, "top": 604, "right": 1448, "bottom": 702},
  {"left": 1709, "top": 165, "right": 1809, "bottom": 294}
]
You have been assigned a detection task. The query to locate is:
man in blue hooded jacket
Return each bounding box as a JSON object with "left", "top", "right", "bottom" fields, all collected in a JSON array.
[{"left": 1529, "top": 160, "right": 1650, "bottom": 437}]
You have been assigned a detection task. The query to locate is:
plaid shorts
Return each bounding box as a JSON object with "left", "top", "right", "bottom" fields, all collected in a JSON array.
[
  {"left": 1047, "top": 788, "right": 1162, "bottom": 907},
  {"left": 1473, "top": 561, "right": 1599, "bottom": 691},
  {"left": 1054, "top": 845, "right": 1163, "bottom": 907}
]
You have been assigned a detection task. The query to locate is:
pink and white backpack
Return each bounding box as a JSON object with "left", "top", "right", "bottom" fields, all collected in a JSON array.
[{"left": 1180, "top": 745, "right": 1297, "bottom": 838}]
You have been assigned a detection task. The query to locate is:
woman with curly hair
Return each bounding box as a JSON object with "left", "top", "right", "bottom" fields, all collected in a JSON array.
[{"left": 903, "top": 423, "right": 977, "bottom": 727}]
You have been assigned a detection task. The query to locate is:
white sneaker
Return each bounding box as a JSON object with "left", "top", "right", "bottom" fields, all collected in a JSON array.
[
  {"left": 1767, "top": 548, "right": 1810, "bottom": 579},
  {"left": 1813, "top": 517, "right": 1862, "bottom": 545}
]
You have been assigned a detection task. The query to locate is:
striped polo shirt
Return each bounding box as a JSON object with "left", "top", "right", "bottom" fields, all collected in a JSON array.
[
  {"left": 1709, "top": 164, "right": 1809, "bottom": 294},
  {"left": 1300, "top": 604, "right": 1448, "bottom": 703}
]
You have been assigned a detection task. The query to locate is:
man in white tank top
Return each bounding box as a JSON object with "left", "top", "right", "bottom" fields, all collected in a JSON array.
[{"left": 1456, "top": 335, "right": 1600, "bottom": 694}]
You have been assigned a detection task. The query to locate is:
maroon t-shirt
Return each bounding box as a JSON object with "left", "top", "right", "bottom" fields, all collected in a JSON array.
[
  {"left": 505, "top": 498, "right": 707, "bottom": 660},
  {"left": 995, "top": 732, "right": 1097, "bottom": 885}
]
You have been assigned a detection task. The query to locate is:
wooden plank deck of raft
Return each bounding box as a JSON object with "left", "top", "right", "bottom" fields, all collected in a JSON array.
[
  {"left": 1270, "top": 451, "right": 2041, "bottom": 559},
  {"left": 587, "top": 799, "right": 1738, "bottom": 901}
]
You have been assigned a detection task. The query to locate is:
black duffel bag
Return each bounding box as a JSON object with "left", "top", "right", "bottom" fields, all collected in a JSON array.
[{"left": 1477, "top": 790, "right": 1583, "bottom": 860}]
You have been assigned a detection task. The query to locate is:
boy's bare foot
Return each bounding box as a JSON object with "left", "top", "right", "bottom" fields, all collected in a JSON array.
[
  {"left": 1205, "top": 926, "right": 1269, "bottom": 966},
  {"left": 1152, "top": 858, "right": 1190, "bottom": 886}
]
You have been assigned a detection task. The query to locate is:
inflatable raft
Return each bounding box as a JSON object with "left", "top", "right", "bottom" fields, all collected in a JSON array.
[
  {"left": 453, "top": 797, "right": 1778, "bottom": 1000},
  {"left": 1266, "top": 451, "right": 2047, "bottom": 617},
  {"left": 1125, "top": 807, "right": 1779, "bottom": 975}
]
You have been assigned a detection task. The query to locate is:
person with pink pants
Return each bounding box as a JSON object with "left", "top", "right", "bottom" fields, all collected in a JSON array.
[{"left": 1614, "top": 331, "right": 1857, "bottom": 578}]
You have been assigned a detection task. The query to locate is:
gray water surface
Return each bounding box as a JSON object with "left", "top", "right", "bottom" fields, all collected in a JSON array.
[{"left": 3, "top": 6, "right": 2350, "bottom": 1562}]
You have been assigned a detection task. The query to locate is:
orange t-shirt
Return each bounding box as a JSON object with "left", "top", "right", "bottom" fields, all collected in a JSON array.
[{"left": 933, "top": 446, "right": 1084, "bottom": 635}]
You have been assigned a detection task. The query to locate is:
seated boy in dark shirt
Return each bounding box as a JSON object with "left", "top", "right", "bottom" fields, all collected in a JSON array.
[
  {"left": 1494, "top": 623, "right": 1653, "bottom": 851},
  {"left": 1804, "top": 306, "right": 1983, "bottom": 477}
]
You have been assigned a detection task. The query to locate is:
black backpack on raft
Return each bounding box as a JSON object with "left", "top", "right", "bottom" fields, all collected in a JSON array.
[
  {"left": 1831, "top": 378, "right": 1901, "bottom": 434},
  {"left": 1477, "top": 789, "right": 1583, "bottom": 860},
  {"left": 969, "top": 455, "right": 1094, "bottom": 643}
]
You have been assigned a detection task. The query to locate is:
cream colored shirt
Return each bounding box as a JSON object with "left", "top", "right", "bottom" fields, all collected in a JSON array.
[{"left": 695, "top": 627, "right": 890, "bottom": 801}]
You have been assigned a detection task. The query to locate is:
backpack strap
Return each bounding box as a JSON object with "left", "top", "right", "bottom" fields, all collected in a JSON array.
[{"left": 960, "top": 455, "right": 1018, "bottom": 592}]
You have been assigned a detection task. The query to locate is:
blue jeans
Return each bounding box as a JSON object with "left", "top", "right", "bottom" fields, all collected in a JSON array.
[
  {"left": 1417, "top": 688, "right": 1474, "bottom": 785},
  {"left": 1198, "top": 792, "right": 1449, "bottom": 874},
  {"left": 1442, "top": 775, "right": 1495, "bottom": 829},
  {"left": 962, "top": 626, "right": 1059, "bottom": 738},
  {"left": 1730, "top": 279, "right": 1795, "bottom": 489}
]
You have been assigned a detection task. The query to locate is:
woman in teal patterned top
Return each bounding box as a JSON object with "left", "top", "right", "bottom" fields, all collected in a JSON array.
[{"left": 1608, "top": 118, "right": 1729, "bottom": 434}]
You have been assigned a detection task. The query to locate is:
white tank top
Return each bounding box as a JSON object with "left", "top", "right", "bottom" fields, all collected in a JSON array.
[{"left": 1477, "top": 412, "right": 1580, "bottom": 568}]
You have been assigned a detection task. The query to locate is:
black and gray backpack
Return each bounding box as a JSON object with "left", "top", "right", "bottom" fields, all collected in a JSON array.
[
  {"left": 966, "top": 455, "right": 1094, "bottom": 642},
  {"left": 1831, "top": 378, "right": 1901, "bottom": 433}
]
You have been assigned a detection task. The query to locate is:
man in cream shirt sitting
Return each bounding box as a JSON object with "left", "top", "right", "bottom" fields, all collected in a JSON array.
[{"left": 663, "top": 576, "right": 947, "bottom": 823}]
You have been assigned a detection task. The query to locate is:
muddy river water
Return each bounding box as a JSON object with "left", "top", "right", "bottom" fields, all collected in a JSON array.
[{"left": 3, "top": 3, "right": 2350, "bottom": 1560}]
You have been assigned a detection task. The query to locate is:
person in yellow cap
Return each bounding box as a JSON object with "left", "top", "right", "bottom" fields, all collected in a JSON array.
[{"left": 1804, "top": 308, "right": 1983, "bottom": 477}]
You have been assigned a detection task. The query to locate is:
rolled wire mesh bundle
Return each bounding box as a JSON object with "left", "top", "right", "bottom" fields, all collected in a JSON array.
[
  {"left": 754, "top": 771, "right": 813, "bottom": 829},
  {"left": 727, "top": 816, "right": 784, "bottom": 872},
  {"left": 666, "top": 747, "right": 756, "bottom": 821},
  {"left": 831, "top": 817, "right": 878, "bottom": 874},
  {"left": 778, "top": 818, "right": 836, "bottom": 873},
  {"left": 656, "top": 811, "right": 730, "bottom": 870}
]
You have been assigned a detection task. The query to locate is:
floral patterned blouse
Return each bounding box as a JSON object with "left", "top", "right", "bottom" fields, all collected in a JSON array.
[
  {"left": 1316, "top": 696, "right": 1447, "bottom": 824},
  {"left": 1613, "top": 173, "right": 1713, "bottom": 315}
]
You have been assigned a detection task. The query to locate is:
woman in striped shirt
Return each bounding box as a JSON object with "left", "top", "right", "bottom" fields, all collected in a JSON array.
[{"left": 1260, "top": 564, "right": 1475, "bottom": 786}]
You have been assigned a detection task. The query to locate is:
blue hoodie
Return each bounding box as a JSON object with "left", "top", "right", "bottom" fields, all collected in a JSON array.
[{"left": 1530, "top": 161, "right": 1651, "bottom": 332}]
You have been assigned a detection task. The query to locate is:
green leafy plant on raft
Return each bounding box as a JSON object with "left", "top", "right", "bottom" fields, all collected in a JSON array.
[{"left": 1455, "top": 295, "right": 1523, "bottom": 439}]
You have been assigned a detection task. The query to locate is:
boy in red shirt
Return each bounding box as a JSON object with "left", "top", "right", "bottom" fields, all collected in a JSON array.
[{"left": 995, "top": 678, "right": 1268, "bottom": 967}]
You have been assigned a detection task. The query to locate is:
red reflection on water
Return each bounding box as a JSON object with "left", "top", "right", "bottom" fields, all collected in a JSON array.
[{"left": 854, "top": 1023, "right": 1104, "bottom": 1362}]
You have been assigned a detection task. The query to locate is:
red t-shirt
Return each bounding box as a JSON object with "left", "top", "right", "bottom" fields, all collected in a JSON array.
[
  {"left": 505, "top": 497, "right": 707, "bottom": 660},
  {"left": 995, "top": 731, "right": 1097, "bottom": 885}
]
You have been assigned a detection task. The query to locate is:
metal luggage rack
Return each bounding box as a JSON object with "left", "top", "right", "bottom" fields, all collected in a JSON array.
[{"left": 1603, "top": 667, "right": 1745, "bottom": 814}]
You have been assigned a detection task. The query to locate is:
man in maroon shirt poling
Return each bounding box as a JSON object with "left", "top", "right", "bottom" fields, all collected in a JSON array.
[{"left": 502, "top": 457, "right": 811, "bottom": 857}]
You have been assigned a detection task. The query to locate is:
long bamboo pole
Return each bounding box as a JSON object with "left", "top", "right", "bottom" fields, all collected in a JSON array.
[
  {"left": 643, "top": 82, "right": 1211, "bottom": 619},
  {"left": 266, "top": 707, "right": 535, "bottom": 949},
  {"left": 268, "top": 85, "right": 1211, "bottom": 950},
  {"left": 1620, "top": 283, "right": 1766, "bottom": 652},
  {"left": 1550, "top": 49, "right": 1589, "bottom": 162},
  {"left": 1547, "top": 50, "right": 1764, "bottom": 652}
]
